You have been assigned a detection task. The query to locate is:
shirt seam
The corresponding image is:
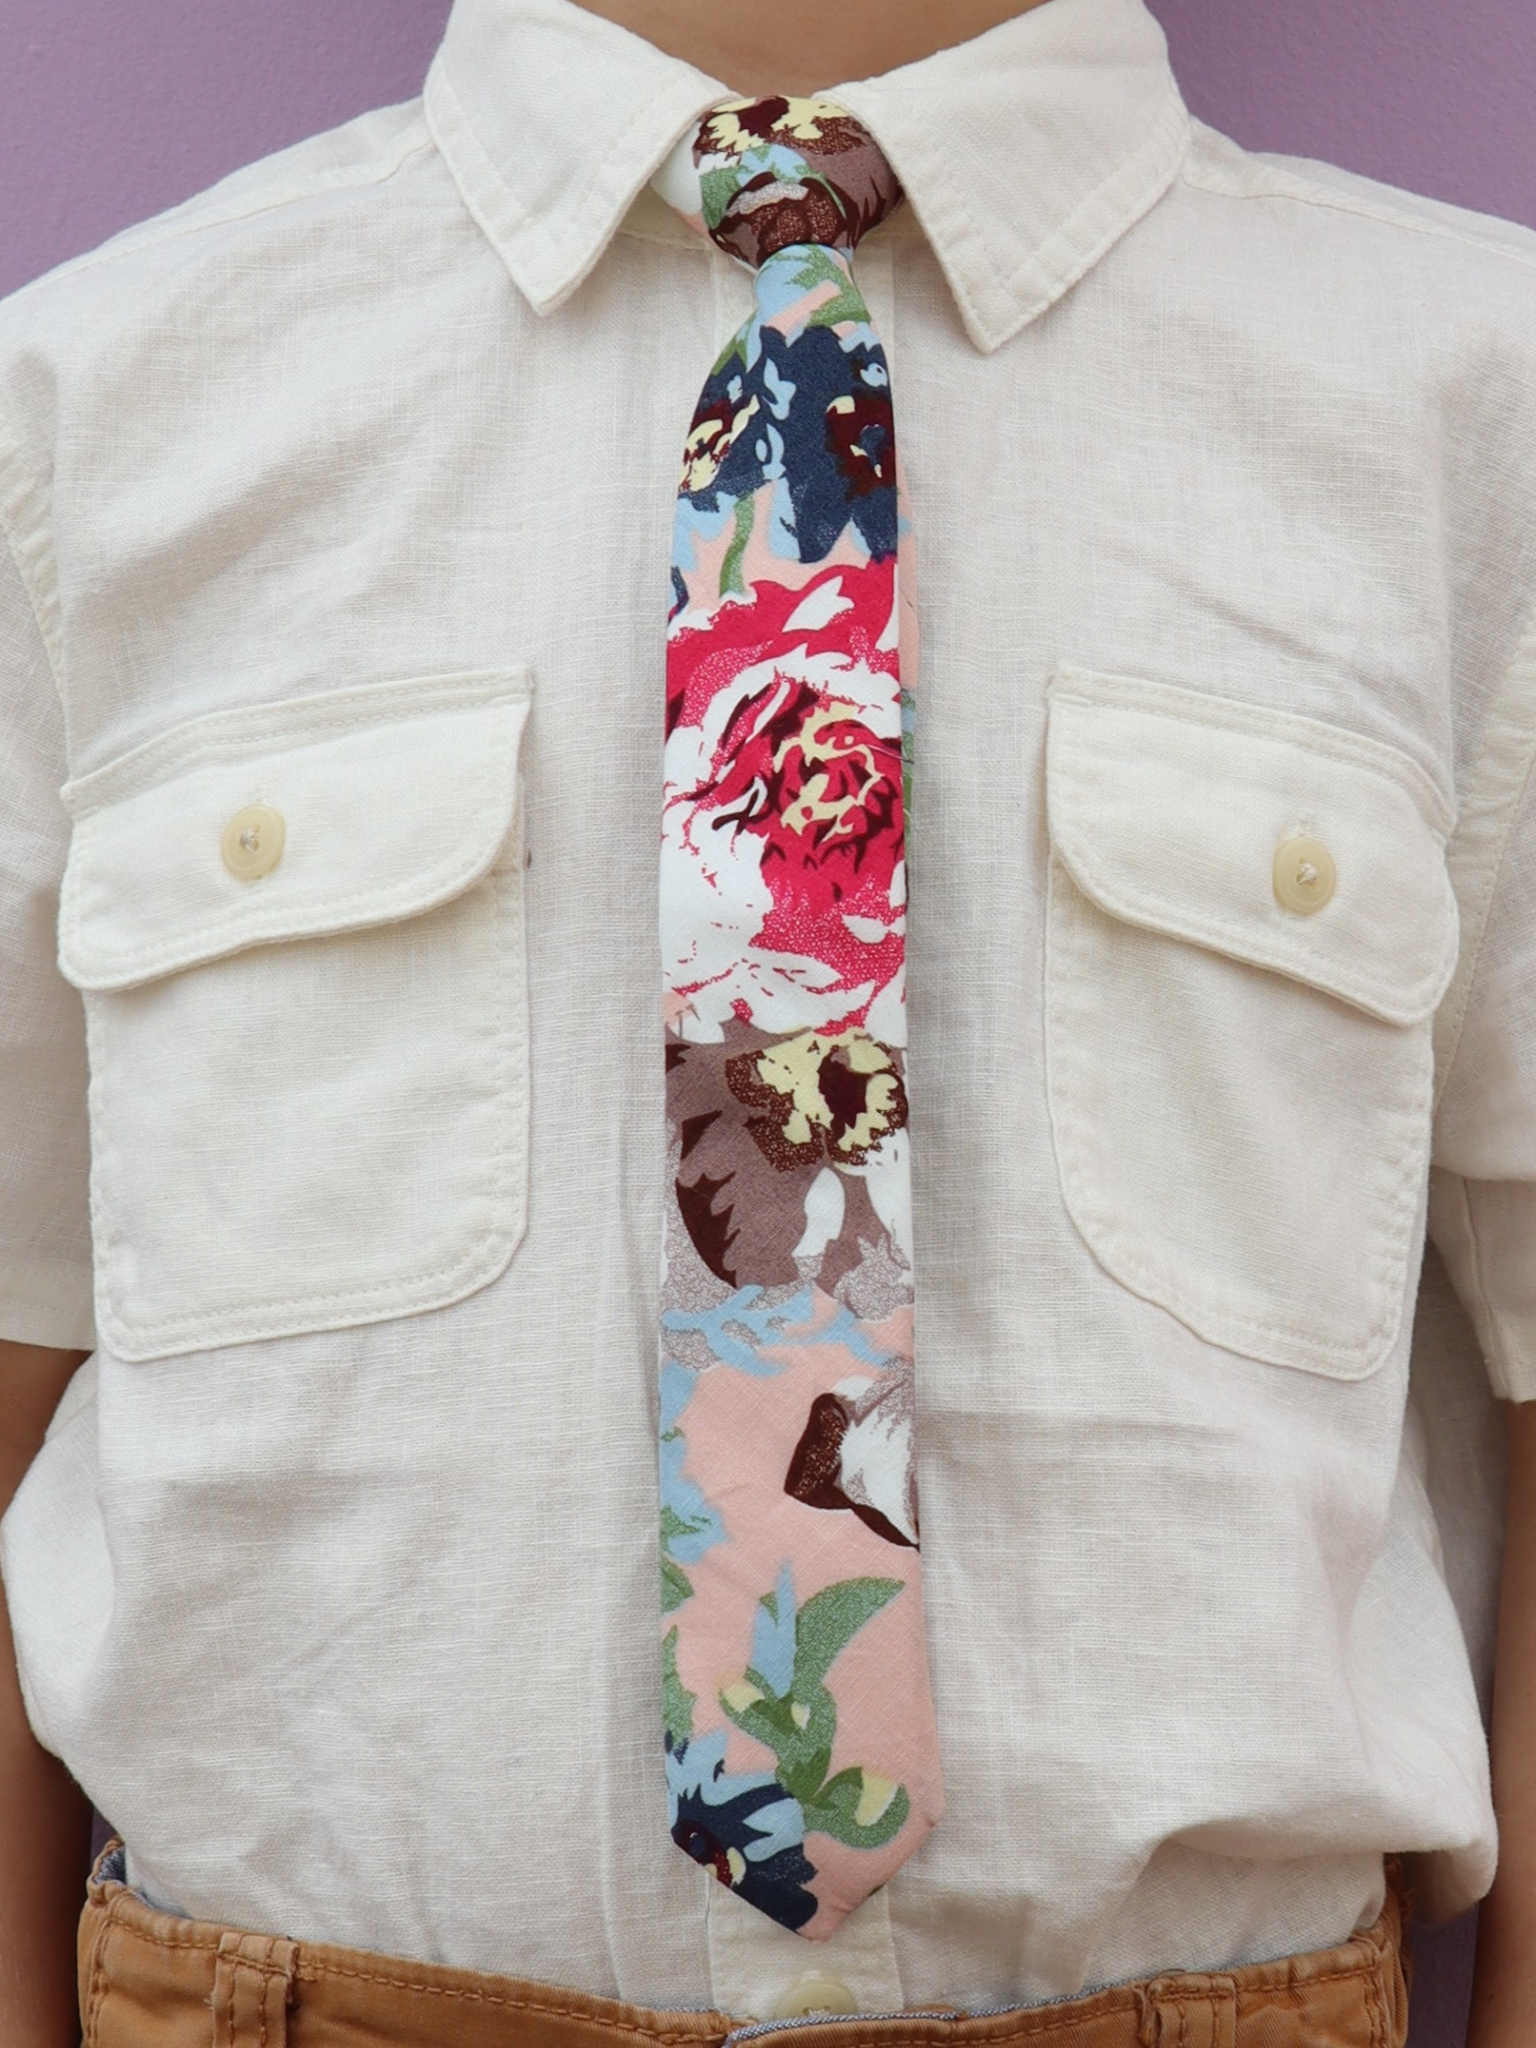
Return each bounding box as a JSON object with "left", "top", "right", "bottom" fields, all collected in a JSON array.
[
  {"left": 432, "top": 49, "right": 674, "bottom": 252},
  {"left": 0, "top": 1294, "right": 96, "bottom": 1356},
  {"left": 422, "top": 58, "right": 539, "bottom": 271},
  {"left": 1182, "top": 141, "right": 1536, "bottom": 279},
  {"left": 1452, "top": 1175, "right": 1510, "bottom": 1390},
  {"left": 1052, "top": 666, "right": 1456, "bottom": 823},
  {"left": 60, "top": 669, "right": 531, "bottom": 813},
  {"left": 0, "top": 390, "right": 65, "bottom": 701}
]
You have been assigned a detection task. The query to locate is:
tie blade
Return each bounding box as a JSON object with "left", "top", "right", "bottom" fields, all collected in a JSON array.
[
  {"left": 664, "top": 1551, "right": 944, "bottom": 1936},
  {"left": 658, "top": 103, "right": 940, "bottom": 1938}
]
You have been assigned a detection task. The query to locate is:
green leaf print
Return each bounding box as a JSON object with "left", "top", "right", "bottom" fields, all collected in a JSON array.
[
  {"left": 789, "top": 243, "right": 872, "bottom": 332},
  {"left": 663, "top": 1626, "right": 696, "bottom": 1746},
  {"left": 710, "top": 328, "right": 749, "bottom": 380},
  {"left": 804, "top": 1767, "right": 911, "bottom": 1850},
  {"left": 901, "top": 687, "right": 915, "bottom": 833},
  {"left": 717, "top": 1572, "right": 909, "bottom": 1853},
  {"left": 792, "top": 1577, "right": 903, "bottom": 1692},
  {"left": 661, "top": 1503, "right": 714, "bottom": 1548},
  {"left": 720, "top": 495, "right": 755, "bottom": 597},
  {"left": 661, "top": 1556, "right": 694, "bottom": 1614},
  {"left": 724, "top": 1676, "right": 836, "bottom": 1802},
  {"left": 699, "top": 164, "right": 741, "bottom": 233}
]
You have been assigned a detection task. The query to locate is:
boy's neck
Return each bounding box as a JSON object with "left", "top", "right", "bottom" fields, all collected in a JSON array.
[{"left": 570, "top": 0, "right": 1056, "bottom": 96}]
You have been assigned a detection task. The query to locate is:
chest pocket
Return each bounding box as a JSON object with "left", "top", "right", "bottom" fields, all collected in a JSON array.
[
  {"left": 1044, "top": 667, "right": 1459, "bottom": 1380},
  {"left": 56, "top": 670, "right": 533, "bottom": 1362}
]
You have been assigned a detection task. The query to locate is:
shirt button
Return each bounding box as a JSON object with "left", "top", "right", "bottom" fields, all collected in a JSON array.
[
  {"left": 1272, "top": 834, "right": 1336, "bottom": 915},
  {"left": 221, "top": 803, "right": 286, "bottom": 881},
  {"left": 770, "top": 1973, "right": 860, "bottom": 2019}
]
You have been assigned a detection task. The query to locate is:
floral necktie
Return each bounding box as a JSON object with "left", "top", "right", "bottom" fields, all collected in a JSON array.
[{"left": 655, "top": 97, "right": 943, "bottom": 1940}]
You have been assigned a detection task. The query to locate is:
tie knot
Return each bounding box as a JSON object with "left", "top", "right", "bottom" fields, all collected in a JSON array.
[{"left": 685, "top": 97, "right": 903, "bottom": 269}]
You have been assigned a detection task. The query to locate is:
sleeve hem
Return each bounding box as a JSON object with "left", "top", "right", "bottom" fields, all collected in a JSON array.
[
  {"left": 0, "top": 1264, "right": 96, "bottom": 1354},
  {"left": 1482, "top": 1327, "right": 1536, "bottom": 1403},
  {"left": 1426, "top": 1168, "right": 1535, "bottom": 1399}
]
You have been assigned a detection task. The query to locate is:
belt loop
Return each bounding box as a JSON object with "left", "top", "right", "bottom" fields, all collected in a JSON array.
[
  {"left": 210, "top": 1929, "right": 298, "bottom": 2048},
  {"left": 1139, "top": 1973, "right": 1237, "bottom": 2048}
]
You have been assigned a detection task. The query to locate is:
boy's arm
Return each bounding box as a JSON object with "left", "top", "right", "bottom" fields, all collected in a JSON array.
[
  {"left": 1469, "top": 1399, "right": 1536, "bottom": 2048},
  {"left": 0, "top": 1339, "right": 93, "bottom": 2048}
]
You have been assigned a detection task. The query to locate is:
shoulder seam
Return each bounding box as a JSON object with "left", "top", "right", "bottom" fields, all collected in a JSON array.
[
  {"left": 1182, "top": 146, "right": 1536, "bottom": 279},
  {"left": 15, "top": 120, "right": 435, "bottom": 297}
]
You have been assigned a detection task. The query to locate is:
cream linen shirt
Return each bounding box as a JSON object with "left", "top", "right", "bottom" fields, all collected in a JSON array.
[{"left": 0, "top": 0, "right": 1533, "bottom": 2018}]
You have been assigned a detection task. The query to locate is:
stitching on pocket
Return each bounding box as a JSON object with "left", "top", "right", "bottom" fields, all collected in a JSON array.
[
  {"left": 85, "top": 790, "right": 530, "bottom": 1361},
  {"left": 58, "top": 695, "right": 530, "bottom": 990},
  {"left": 1050, "top": 667, "right": 1453, "bottom": 827},
  {"left": 1045, "top": 854, "right": 1431, "bottom": 1378},
  {"left": 62, "top": 669, "right": 531, "bottom": 815},
  {"left": 1044, "top": 681, "right": 1460, "bottom": 1028},
  {"left": 1048, "top": 751, "right": 1456, "bottom": 1025}
]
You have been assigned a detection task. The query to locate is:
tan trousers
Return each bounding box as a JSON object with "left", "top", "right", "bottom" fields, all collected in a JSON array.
[{"left": 78, "top": 1848, "right": 1411, "bottom": 2048}]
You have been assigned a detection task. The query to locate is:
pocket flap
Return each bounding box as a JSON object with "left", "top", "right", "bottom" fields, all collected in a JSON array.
[
  {"left": 1045, "top": 668, "right": 1459, "bottom": 1026},
  {"left": 58, "top": 670, "right": 533, "bottom": 992}
]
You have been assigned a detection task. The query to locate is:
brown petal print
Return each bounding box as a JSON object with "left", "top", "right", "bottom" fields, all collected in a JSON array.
[
  {"left": 696, "top": 96, "right": 903, "bottom": 268},
  {"left": 670, "top": 1033, "right": 817, "bottom": 1287},
  {"left": 726, "top": 1030, "right": 908, "bottom": 1172},
  {"left": 785, "top": 1380, "right": 918, "bottom": 1548},
  {"left": 669, "top": 1025, "right": 902, "bottom": 1291}
]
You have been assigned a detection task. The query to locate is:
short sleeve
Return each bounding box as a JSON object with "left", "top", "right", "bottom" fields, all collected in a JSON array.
[
  {"left": 0, "top": 511, "right": 94, "bottom": 1351},
  {"left": 1432, "top": 635, "right": 1536, "bottom": 1401}
]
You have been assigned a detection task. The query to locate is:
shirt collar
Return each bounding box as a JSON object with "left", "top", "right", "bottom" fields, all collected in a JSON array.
[{"left": 424, "top": 0, "right": 1190, "bottom": 354}]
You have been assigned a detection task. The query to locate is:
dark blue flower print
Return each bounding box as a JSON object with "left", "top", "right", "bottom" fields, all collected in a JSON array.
[
  {"left": 665, "top": 1730, "right": 818, "bottom": 1932},
  {"left": 683, "top": 320, "right": 897, "bottom": 566}
]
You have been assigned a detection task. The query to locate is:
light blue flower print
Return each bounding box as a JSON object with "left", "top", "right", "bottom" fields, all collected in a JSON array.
[
  {"left": 748, "top": 1562, "right": 797, "bottom": 1699},
  {"left": 660, "top": 1358, "right": 725, "bottom": 1611},
  {"left": 665, "top": 1726, "right": 817, "bottom": 1931},
  {"left": 662, "top": 1282, "right": 896, "bottom": 1378}
]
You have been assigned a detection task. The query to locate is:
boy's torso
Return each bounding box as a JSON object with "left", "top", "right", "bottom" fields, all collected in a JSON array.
[{"left": 1, "top": 0, "right": 1533, "bottom": 2016}]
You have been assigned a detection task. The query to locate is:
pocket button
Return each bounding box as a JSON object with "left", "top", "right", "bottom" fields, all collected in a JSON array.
[
  {"left": 1273, "top": 835, "right": 1335, "bottom": 915},
  {"left": 221, "top": 804, "right": 286, "bottom": 881}
]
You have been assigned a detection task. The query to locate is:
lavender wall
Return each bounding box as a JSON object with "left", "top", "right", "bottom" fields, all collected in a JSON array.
[
  {"left": 3, "top": 1, "right": 1526, "bottom": 2042},
  {"left": 3, "top": 0, "right": 1535, "bottom": 298}
]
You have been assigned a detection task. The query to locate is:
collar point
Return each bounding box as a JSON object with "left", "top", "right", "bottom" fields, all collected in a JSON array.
[{"left": 426, "top": 35, "right": 725, "bottom": 324}]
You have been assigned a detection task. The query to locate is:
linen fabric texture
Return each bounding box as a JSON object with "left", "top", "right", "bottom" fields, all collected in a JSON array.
[{"left": 0, "top": 0, "right": 1530, "bottom": 2019}]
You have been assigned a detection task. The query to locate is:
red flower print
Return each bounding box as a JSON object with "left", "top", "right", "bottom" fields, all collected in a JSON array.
[
  {"left": 710, "top": 678, "right": 900, "bottom": 900},
  {"left": 662, "top": 560, "right": 907, "bottom": 1036}
]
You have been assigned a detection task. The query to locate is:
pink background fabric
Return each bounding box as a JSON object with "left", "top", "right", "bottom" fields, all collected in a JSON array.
[{"left": 3, "top": 0, "right": 1527, "bottom": 2039}]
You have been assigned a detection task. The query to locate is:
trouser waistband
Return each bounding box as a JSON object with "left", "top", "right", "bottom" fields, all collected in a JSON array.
[{"left": 78, "top": 1845, "right": 1411, "bottom": 2048}]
